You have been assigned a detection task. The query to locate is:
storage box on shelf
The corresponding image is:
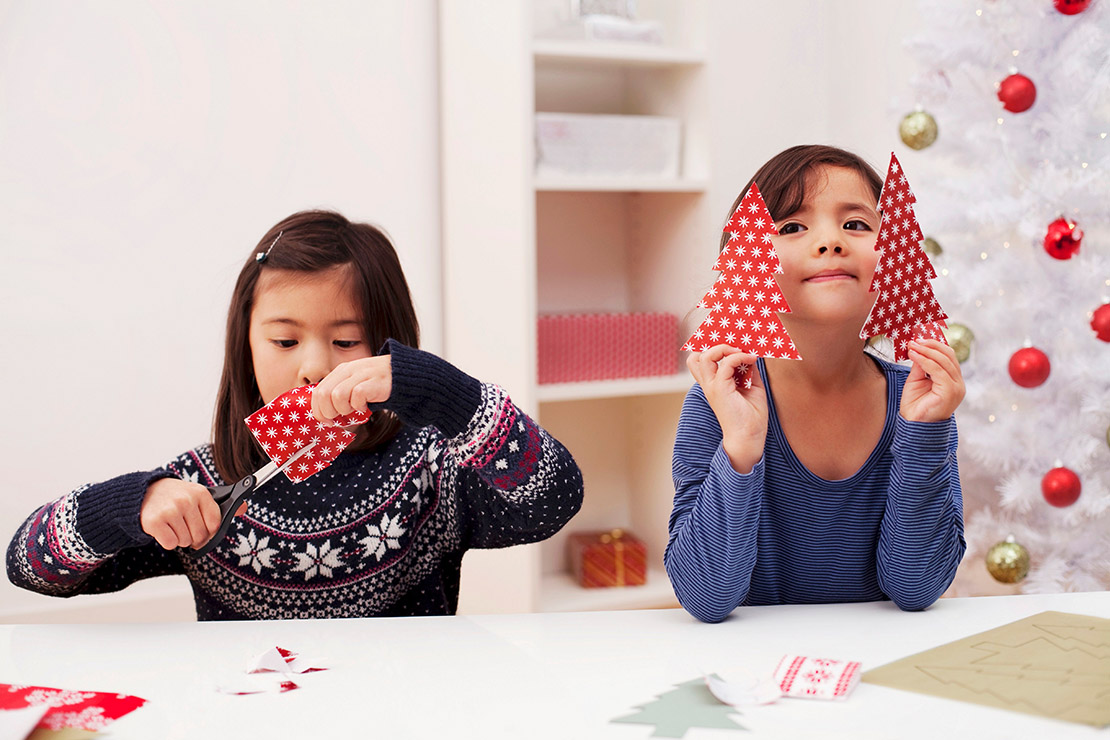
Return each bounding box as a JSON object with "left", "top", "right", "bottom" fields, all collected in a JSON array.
[{"left": 537, "top": 312, "right": 679, "bottom": 384}]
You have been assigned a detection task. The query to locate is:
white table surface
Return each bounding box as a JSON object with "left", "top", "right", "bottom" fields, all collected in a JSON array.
[{"left": 2, "top": 591, "right": 1107, "bottom": 739}]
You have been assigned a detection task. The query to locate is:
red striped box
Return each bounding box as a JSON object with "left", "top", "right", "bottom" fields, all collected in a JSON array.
[
  {"left": 537, "top": 312, "right": 679, "bottom": 384},
  {"left": 567, "top": 529, "right": 647, "bottom": 588}
]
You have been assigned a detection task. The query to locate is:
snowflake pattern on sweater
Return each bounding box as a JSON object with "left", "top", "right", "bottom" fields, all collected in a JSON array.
[{"left": 7, "top": 345, "right": 583, "bottom": 620}]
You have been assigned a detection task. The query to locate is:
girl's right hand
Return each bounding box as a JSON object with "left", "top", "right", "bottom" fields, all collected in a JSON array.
[
  {"left": 686, "top": 345, "right": 768, "bottom": 474},
  {"left": 140, "top": 478, "right": 222, "bottom": 550}
]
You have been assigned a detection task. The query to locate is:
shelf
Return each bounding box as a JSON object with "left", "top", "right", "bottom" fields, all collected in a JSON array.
[
  {"left": 538, "top": 568, "right": 679, "bottom": 612},
  {"left": 534, "top": 175, "right": 708, "bottom": 193},
  {"left": 533, "top": 40, "right": 705, "bottom": 68},
  {"left": 537, "top": 373, "right": 691, "bottom": 403}
]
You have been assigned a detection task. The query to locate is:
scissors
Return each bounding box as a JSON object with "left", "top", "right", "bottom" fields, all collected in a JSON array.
[{"left": 190, "top": 440, "right": 318, "bottom": 557}]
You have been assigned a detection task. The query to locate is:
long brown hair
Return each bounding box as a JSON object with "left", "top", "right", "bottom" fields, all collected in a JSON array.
[
  {"left": 212, "top": 210, "right": 420, "bottom": 483},
  {"left": 721, "top": 145, "right": 883, "bottom": 251}
]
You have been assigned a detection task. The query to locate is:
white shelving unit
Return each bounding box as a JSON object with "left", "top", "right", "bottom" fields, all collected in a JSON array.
[{"left": 441, "top": 0, "right": 711, "bottom": 615}]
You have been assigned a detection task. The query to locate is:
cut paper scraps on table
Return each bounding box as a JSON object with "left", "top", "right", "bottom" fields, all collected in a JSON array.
[
  {"left": 611, "top": 677, "right": 746, "bottom": 738},
  {"left": 682, "top": 182, "right": 800, "bottom": 388},
  {"left": 772, "top": 654, "right": 861, "bottom": 700},
  {"left": 245, "top": 385, "right": 370, "bottom": 483},
  {"left": 861, "top": 152, "right": 949, "bottom": 361},
  {"left": 863, "top": 610, "right": 1110, "bottom": 728},
  {"left": 0, "top": 682, "right": 146, "bottom": 735},
  {"left": 216, "top": 645, "right": 329, "bottom": 696}
]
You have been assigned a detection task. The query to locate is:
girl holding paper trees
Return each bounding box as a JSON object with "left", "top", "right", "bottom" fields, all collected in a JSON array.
[
  {"left": 667, "top": 145, "right": 966, "bottom": 623},
  {"left": 7, "top": 209, "right": 583, "bottom": 619}
]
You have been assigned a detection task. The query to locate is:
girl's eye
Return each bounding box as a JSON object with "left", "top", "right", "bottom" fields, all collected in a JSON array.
[
  {"left": 334, "top": 340, "right": 362, "bottom": 349},
  {"left": 778, "top": 222, "right": 804, "bottom": 235},
  {"left": 844, "top": 220, "right": 872, "bottom": 231},
  {"left": 272, "top": 339, "right": 298, "bottom": 349}
]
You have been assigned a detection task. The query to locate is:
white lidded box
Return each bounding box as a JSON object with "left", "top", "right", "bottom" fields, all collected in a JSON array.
[{"left": 535, "top": 112, "right": 681, "bottom": 178}]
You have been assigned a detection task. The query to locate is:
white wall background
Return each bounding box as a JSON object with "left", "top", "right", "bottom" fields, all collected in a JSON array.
[{"left": 0, "top": 1, "right": 924, "bottom": 622}]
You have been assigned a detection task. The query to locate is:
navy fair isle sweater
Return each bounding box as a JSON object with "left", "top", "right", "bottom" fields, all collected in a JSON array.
[
  {"left": 7, "top": 341, "right": 583, "bottom": 620},
  {"left": 665, "top": 356, "right": 965, "bottom": 623}
]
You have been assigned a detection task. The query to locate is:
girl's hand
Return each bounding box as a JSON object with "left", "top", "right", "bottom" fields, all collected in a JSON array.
[
  {"left": 140, "top": 478, "right": 222, "bottom": 550},
  {"left": 686, "top": 344, "right": 768, "bottom": 474},
  {"left": 311, "top": 356, "right": 393, "bottom": 424},
  {"left": 900, "top": 339, "right": 966, "bottom": 422}
]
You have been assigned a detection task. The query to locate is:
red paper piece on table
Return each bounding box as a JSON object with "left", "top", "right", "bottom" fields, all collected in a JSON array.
[
  {"left": 772, "top": 655, "right": 861, "bottom": 700},
  {"left": 0, "top": 683, "right": 145, "bottom": 732},
  {"left": 245, "top": 385, "right": 370, "bottom": 483},
  {"left": 860, "top": 153, "right": 949, "bottom": 361},
  {"left": 683, "top": 183, "right": 802, "bottom": 370}
]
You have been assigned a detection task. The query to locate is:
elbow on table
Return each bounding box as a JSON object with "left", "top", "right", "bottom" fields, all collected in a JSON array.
[{"left": 887, "top": 589, "right": 942, "bottom": 612}]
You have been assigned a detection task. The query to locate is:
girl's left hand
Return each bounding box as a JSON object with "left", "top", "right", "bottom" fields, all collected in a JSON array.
[
  {"left": 900, "top": 339, "right": 966, "bottom": 422},
  {"left": 311, "top": 356, "right": 393, "bottom": 424}
]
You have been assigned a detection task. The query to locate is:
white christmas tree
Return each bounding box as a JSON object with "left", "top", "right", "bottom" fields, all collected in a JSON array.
[{"left": 898, "top": 0, "right": 1110, "bottom": 594}]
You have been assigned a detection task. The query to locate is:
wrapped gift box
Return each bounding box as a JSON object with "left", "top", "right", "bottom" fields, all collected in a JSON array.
[
  {"left": 567, "top": 529, "right": 647, "bottom": 588},
  {"left": 535, "top": 112, "right": 681, "bottom": 178},
  {"left": 538, "top": 312, "right": 679, "bottom": 384}
]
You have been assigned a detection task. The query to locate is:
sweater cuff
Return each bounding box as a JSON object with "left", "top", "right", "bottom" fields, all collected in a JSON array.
[
  {"left": 368, "top": 339, "right": 483, "bottom": 437},
  {"left": 75, "top": 470, "right": 172, "bottom": 553}
]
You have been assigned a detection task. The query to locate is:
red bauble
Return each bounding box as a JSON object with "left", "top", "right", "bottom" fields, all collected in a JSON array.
[
  {"left": 998, "top": 73, "right": 1036, "bottom": 112},
  {"left": 1043, "top": 217, "right": 1083, "bottom": 260},
  {"left": 1008, "top": 347, "right": 1051, "bottom": 387},
  {"left": 1042, "top": 466, "right": 1081, "bottom": 507},
  {"left": 1054, "top": 0, "right": 1092, "bottom": 13},
  {"left": 1092, "top": 303, "right": 1110, "bottom": 342}
]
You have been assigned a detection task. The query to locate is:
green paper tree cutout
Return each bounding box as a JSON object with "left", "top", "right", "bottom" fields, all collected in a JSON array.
[{"left": 611, "top": 677, "right": 746, "bottom": 738}]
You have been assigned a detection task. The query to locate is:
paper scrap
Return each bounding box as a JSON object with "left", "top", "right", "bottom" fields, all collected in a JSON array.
[
  {"left": 705, "top": 670, "right": 782, "bottom": 706},
  {"left": 216, "top": 645, "right": 327, "bottom": 696},
  {"left": 0, "top": 683, "right": 145, "bottom": 732},
  {"left": 773, "top": 655, "right": 861, "bottom": 700}
]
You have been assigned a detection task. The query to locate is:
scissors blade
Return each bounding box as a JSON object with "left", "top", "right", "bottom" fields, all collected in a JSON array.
[{"left": 254, "top": 440, "right": 318, "bottom": 489}]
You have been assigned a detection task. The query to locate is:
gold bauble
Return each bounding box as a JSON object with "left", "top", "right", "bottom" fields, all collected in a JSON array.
[
  {"left": 986, "top": 536, "right": 1030, "bottom": 584},
  {"left": 923, "top": 236, "right": 943, "bottom": 257},
  {"left": 899, "top": 110, "right": 938, "bottom": 150},
  {"left": 942, "top": 322, "right": 973, "bottom": 363}
]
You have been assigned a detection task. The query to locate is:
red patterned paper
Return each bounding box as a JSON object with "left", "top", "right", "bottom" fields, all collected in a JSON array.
[
  {"left": 0, "top": 682, "right": 145, "bottom": 732},
  {"left": 772, "top": 655, "right": 861, "bottom": 700},
  {"left": 861, "top": 153, "right": 949, "bottom": 361},
  {"left": 245, "top": 386, "right": 370, "bottom": 483},
  {"left": 683, "top": 183, "right": 801, "bottom": 361}
]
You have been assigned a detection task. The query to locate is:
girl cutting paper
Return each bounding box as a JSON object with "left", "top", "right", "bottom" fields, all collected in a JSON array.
[
  {"left": 7, "top": 210, "right": 583, "bottom": 619},
  {"left": 666, "top": 145, "right": 966, "bottom": 623}
]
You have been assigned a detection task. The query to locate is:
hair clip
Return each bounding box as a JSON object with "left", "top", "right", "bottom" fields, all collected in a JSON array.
[{"left": 256, "top": 230, "right": 283, "bottom": 263}]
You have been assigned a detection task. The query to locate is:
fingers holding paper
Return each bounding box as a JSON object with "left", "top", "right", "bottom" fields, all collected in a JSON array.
[
  {"left": 686, "top": 344, "right": 768, "bottom": 474},
  {"left": 901, "top": 339, "right": 965, "bottom": 422},
  {"left": 312, "top": 356, "right": 393, "bottom": 424}
]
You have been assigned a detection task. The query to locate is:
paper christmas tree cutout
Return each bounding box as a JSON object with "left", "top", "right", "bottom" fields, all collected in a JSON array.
[
  {"left": 861, "top": 153, "right": 949, "bottom": 360},
  {"left": 245, "top": 385, "right": 370, "bottom": 483},
  {"left": 611, "top": 678, "right": 746, "bottom": 738},
  {"left": 683, "top": 183, "right": 801, "bottom": 363}
]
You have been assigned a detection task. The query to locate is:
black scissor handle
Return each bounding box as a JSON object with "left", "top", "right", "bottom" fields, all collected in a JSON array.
[{"left": 188, "top": 474, "right": 259, "bottom": 557}]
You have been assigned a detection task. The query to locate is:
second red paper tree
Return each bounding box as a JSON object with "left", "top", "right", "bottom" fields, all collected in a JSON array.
[
  {"left": 683, "top": 183, "right": 801, "bottom": 368},
  {"left": 861, "top": 153, "right": 948, "bottom": 360}
]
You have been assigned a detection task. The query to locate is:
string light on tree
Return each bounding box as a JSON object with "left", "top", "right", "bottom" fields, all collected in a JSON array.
[
  {"left": 997, "top": 73, "right": 1036, "bottom": 113},
  {"left": 1042, "top": 466, "right": 1082, "bottom": 508},
  {"left": 1043, "top": 217, "right": 1083, "bottom": 260},
  {"left": 1008, "top": 346, "right": 1051, "bottom": 388},
  {"left": 985, "top": 536, "right": 1030, "bottom": 584}
]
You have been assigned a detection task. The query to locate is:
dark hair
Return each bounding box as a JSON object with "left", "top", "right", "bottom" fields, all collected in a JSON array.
[
  {"left": 721, "top": 145, "right": 883, "bottom": 250},
  {"left": 212, "top": 210, "right": 420, "bottom": 483}
]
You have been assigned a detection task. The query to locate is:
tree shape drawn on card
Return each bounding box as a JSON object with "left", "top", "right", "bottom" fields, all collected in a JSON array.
[
  {"left": 611, "top": 677, "right": 746, "bottom": 738},
  {"left": 860, "top": 153, "right": 949, "bottom": 361},
  {"left": 683, "top": 183, "right": 801, "bottom": 386},
  {"left": 245, "top": 385, "right": 370, "bottom": 483}
]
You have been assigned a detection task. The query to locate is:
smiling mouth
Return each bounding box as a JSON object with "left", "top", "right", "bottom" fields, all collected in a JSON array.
[{"left": 805, "top": 272, "right": 855, "bottom": 282}]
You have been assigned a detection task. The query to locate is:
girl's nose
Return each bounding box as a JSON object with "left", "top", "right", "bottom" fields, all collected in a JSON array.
[
  {"left": 299, "top": 346, "right": 331, "bottom": 386},
  {"left": 818, "top": 245, "right": 844, "bottom": 255}
]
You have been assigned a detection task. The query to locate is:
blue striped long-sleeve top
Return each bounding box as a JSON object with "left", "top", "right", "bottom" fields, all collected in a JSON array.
[{"left": 665, "top": 356, "right": 965, "bottom": 623}]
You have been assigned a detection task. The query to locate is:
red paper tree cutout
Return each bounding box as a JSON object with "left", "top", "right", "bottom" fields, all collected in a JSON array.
[
  {"left": 861, "top": 153, "right": 949, "bottom": 360},
  {"left": 683, "top": 183, "right": 801, "bottom": 364},
  {"left": 245, "top": 385, "right": 370, "bottom": 483}
]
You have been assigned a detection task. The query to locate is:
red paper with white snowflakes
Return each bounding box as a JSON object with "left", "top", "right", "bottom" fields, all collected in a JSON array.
[
  {"left": 772, "top": 655, "right": 861, "bottom": 700},
  {"left": 683, "top": 183, "right": 801, "bottom": 361},
  {"left": 245, "top": 385, "right": 370, "bottom": 483},
  {"left": 0, "top": 682, "right": 145, "bottom": 732},
  {"left": 861, "top": 153, "right": 949, "bottom": 361}
]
